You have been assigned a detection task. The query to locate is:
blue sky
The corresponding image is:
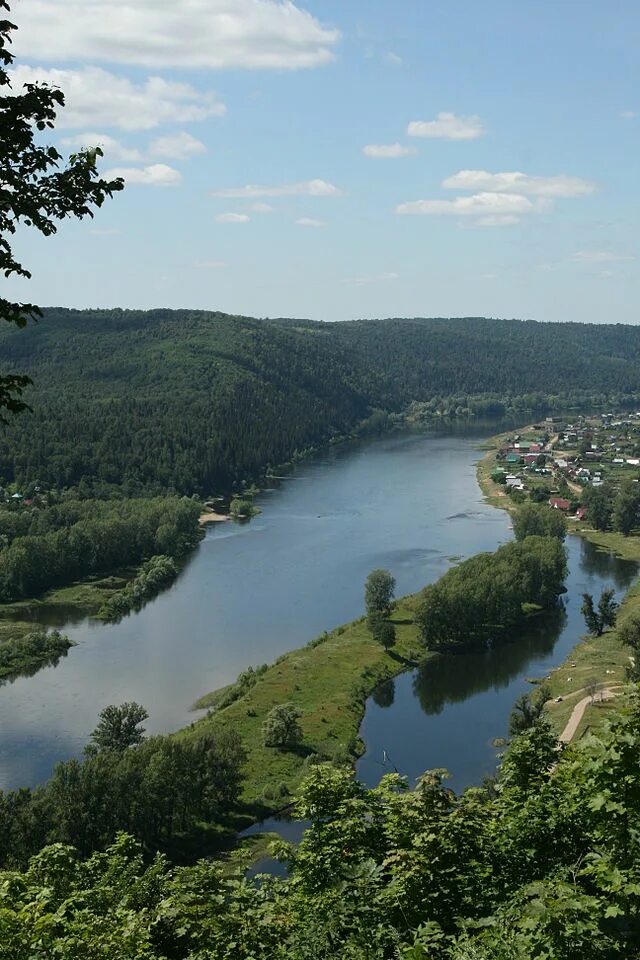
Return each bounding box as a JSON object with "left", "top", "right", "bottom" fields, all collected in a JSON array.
[{"left": 7, "top": 0, "right": 640, "bottom": 323}]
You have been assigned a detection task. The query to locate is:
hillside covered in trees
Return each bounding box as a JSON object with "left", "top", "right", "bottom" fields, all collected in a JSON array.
[{"left": 2, "top": 310, "right": 640, "bottom": 496}]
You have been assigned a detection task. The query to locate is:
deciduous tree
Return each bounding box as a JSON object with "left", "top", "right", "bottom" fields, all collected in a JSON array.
[
  {"left": 364, "top": 568, "right": 396, "bottom": 616},
  {"left": 262, "top": 703, "right": 303, "bottom": 748},
  {"left": 90, "top": 702, "right": 148, "bottom": 752},
  {"left": 0, "top": 1, "right": 123, "bottom": 416}
]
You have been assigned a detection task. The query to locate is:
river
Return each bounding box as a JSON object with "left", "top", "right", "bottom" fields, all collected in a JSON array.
[{"left": 0, "top": 421, "right": 636, "bottom": 801}]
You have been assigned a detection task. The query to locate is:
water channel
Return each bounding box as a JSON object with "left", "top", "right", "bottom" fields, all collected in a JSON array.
[{"left": 0, "top": 421, "right": 636, "bottom": 818}]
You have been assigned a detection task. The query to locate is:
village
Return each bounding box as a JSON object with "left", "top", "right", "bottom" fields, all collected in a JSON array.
[{"left": 493, "top": 411, "right": 640, "bottom": 515}]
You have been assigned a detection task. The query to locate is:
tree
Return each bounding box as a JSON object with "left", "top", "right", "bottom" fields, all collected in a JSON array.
[
  {"left": 581, "top": 588, "right": 618, "bottom": 637},
  {"left": 364, "top": 568, "right": 396, "bottom": 616},
  {"left": 262, "top": 703, "right": 303, "bottom": 748},
  {"left": 618, "top": 613, "right": 640, "bottom": 654},
  {"left": 612, "top": 481, "right": 640, "bottom": 536},
  {"left": 582, "top": 485, "right": 613, "bottom": 532},
  {"left": 90, "top": 702, "right": 148, "bottom": 752},
  {"left": 0, "top": 3, "right": 123, "bottom": 417},
  {"left": 512, "top": 502, "right": 566, "bottom": 541},
  {"left": 581, "top": 593, "right": 600, "bottom": 636},
  {"left": 508, "top": 685, "right": 550, "bottom": 736},
  {"left": 367, "top": 611, "right": 396, "bottom": 650},
  {"left": 597, "top": 587, "right": 619, "bottom": 632}
]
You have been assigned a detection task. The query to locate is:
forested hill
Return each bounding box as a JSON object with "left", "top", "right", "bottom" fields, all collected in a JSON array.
[{"left": 1, "top": 308, "right": 640, "bottom": 495}]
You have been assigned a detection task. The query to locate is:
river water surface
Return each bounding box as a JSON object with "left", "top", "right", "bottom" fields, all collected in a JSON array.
[{"left": 0, "top": 423, "right": 636, "bottom": 796}]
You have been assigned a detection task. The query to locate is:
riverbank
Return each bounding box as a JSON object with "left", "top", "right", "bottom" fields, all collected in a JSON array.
[
  {"left": 0, "top": 573, "right": 129, "bottom": 657},
  {"left": 477, "top": 428, "right": 640, "bottom": 739},
  {"left": 199, "top": 511, "right": 230, "bottom": 524}
]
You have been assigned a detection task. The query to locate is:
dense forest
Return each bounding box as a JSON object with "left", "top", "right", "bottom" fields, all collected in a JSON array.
[
  {"left": 3, "top": 700, "right": 640, "bottom": 958},
  {"left": 417, "top": 535, "right": 568, "bottom": 651},
  {"left": 2, "top": 309, "right": 640, "bottom": 495},
  {"left": 0, "top": 496, "right": 201, "bottom": 602},
  {"left": 0, "top": 703, "right": 245, "bottom": 867}
]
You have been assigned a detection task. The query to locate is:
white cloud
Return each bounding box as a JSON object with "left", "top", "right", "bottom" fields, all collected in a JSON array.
[
  {"left": 104, "top": 163, "right": 182, "bottom": 186},
  {"left": 10, "top": 65, "right": 225, "bottom": 130},
  {"left": 396, "top": 192, "right": 533, "bottom": 217},
  {"left": 215, "top": 212, "right": 250, "bottom": 223},
  {"left": 249, "top": 202, "right": 274, "bottom": 213},
  {"left": 149, "top": 132, "right": 206, "bottom": 159},
  {"left": 213, "top": 179, "right": 341, "bottom": 198},
  {"left": 195, "top": 260, "right": 227, "bottom": 268},
  {"left": 363, "top": 143, "right": 416, "bottom": 158},
  {"left": 60, "top": 132, "right": 143, "bottom": 162},
  {"left": 442, "top": 170, "right": 596, "bottom": 198},
  {"left": 295, "top": 217, "right": 326, "bottom": 227},
  {"left": 572, "top": 251, "right": 634, "bottom": 263},
  {"left": 473, "top": 215, "right": 521, "bottom": 227},
  {"left": 384, "top": 52, "right": 403, "bottom": 65},
  {"left": 15, "top": 0, "right": 340, "bottom": 70},
  {"left": 407, "top": 112, "right": 486, "bottom": 140},
  {"left": 343, "top": 272, "right": 399, "bottom": 285},
  {"left": 620, "top": 109, "right": 637, "bottom": 119}
]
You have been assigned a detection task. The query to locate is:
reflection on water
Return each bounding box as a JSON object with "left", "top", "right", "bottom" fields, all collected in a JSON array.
[
  {"left": 412, "top": 607, "right": 566, "bottom": 717},
  {"left": 578, "top": 537, "right": 638, "bottom": 589},
  {"left": 0, "top": 646, "right": 73, "bottom": 689},
  {"left": 1, "top": 603, "right": 92, "bottom": 627},
  {"left": 357, "top": 535, "right": 638, "bottom": 794},
  {"left": 372, "top": 678, "right": 395, "bottom": 709}
]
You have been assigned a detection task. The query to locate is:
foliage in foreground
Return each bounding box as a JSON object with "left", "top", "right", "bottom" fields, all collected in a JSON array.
[
  {"left": 0, "top": 713, "right": 246, "bottom": 868},
  {"left": 3, "top": 700, "right": 640, "bottom": 958},
  {"left": 0, "top": 1, "right": 123, "bottom": 415}
]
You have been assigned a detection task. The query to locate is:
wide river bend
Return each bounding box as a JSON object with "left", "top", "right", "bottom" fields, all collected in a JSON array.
[{"left": 0, "top": 423, "right": 635, "bottom": 797}]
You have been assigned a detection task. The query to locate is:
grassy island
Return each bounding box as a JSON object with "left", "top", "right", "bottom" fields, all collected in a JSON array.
[{"left": 186, "top": 598, "right": 426, "bottom": 806}]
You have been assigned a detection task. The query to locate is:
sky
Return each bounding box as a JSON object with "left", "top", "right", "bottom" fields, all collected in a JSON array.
[{"left": 6, "top": 0, "right": 640, "bottom": 324}]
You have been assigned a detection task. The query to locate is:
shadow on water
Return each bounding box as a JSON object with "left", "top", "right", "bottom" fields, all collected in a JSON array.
[
  {"left": 1, "top": 602, "right": 92, "bottom": 628},
  {"left": 412, "top": 606, "right": 566, "bottom": 716},
  {"left": 578, "top": 537, "right": 638, "bottom": 590}
]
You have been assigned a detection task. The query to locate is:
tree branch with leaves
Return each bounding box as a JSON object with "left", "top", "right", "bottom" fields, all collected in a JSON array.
[{"left": 0, "top": 1, "right": 123, "bottom": 417}]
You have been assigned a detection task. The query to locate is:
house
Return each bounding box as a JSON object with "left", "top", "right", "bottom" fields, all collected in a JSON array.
[
  {"left": 627, "top": 458, "right": 640, "bottom": 467},
  {"left": 549, "top": 497, "right": 571, "bottom": 511},
  {"left": 576, "top": 507, "right": 587, "bottom": 520},
  {"left": 506, "top": 454, "right": 522, "bottom": 465},
  {"left": 10, "top": 492, "right": 23, "bottom": 502},
  {"left": 554, "top": 458, "right": 568, "bottom": 469},
  {"left": 506, "top": 475, "right": 525, "bottom": 490}
]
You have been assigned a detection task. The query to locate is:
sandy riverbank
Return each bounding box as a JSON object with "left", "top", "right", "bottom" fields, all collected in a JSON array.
[{"left": 199, "top": 511, "right": 230, "bottom": 525}]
